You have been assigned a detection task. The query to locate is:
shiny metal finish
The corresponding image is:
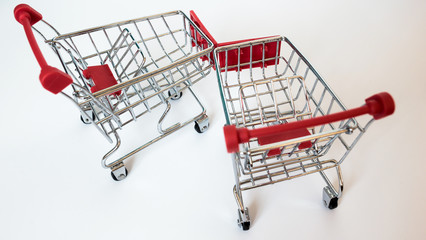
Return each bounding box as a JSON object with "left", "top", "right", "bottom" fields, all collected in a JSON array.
[
  {"left": 237, "top": 208, "right": 250, "bottom": 230},
  {"left": 194, "top": 114, "right": 209, "bottom": 133},
  {"left": 111, "top": 162, "right": 128, "bottom": 181},
  {"left": 214, "top": 36, "right": 375, "bottom": 228},
  {"left": 33, "top": 11, "right": 213, "bottom": 180}
]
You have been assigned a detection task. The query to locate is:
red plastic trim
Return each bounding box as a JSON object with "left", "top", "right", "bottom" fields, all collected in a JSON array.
[
  {"left": 14, "top": 4, "right": 72, "bottom": 94},
  {"left": 83, "top": 65, "right": 121, "bottom": 96},
  {"left": 365, "top": 92, "right": 395, "bottom": 120},
  {"left": 258, "top": 128, "right": 312, "bottom": 157},
  {"left": 189, "top": 10, "right": 218, "bottom": 47},
  {"left": 14, "top": 4, "right": 42, "bottom": 26},
  {"left": 189, "top": 11, "right": 217, "bottom": 64},
  {"left": 223, "top": 92, "right": 395, "bottom": 153},
  {"left": 189, "top": 11, "right": 281, "bottom": 71},
  {"left": 216, "top": 37, "right": 281, "bottom": 72},
  {"left": 223, "top": 125, "right": 239, "bottom": 154}
]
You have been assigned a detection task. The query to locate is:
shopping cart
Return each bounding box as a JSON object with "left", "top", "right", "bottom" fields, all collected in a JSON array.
[
  {"left": 14, "top": 4, "right": 214, "bottom": 180},
  {"left": 212, "top": 36, "right": 395, "bottom": 230}
]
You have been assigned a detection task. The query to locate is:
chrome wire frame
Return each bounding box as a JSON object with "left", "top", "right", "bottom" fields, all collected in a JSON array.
[
  {"left": 33, "top": 11, "right": 213, "bottom": 172},
  {"left": 214, "top": 36, "right": 375, "bottom": 212}
]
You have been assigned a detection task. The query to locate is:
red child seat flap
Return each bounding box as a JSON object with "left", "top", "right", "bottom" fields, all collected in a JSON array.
[
  {"left": 82, "top": 65, "right": 121, "bottom": 96},
  {"left": 189, "top": 11, "right": 281, "bottom": 71},
  {"left": 216, "top": 38, "right": 281, "bottom": 72}
]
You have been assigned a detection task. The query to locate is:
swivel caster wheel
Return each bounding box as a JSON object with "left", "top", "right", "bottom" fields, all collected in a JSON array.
[
  {"left": 237, "top": 208, "right": 251, "bottom": 231},
  {"left": 240, "top": 221, "right": 250, "bottom": 231},
  {"left": 111, "top": 165, "right": 128, "bottom": 181},
  {"left": 323, "top": 186, "right": 339, "bottom": 209},
  {"left": 194, "top": 114, "right": 209, "bottom": 133},
  {"left": 168, "top": 88, "right": 182, "bottom": 100},
  {"left": 80, "top": 111, "right": 95, "bottom": 124}
]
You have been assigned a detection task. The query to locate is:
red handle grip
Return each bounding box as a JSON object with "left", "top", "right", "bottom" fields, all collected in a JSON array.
[
  {"left": 14, "top": 4, "right": 72, "bottom": 94},
  {"left": 224, "top": 92, "right": 395, "bottom": 153}
]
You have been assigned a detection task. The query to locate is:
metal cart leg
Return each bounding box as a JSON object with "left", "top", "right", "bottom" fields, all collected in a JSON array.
[
  {"left": 157, "top": 85, "right": 209, "bottom": 134},
  {"left": 231, "top": 154, "right": 250, "bottom": 230},
  {"left": 319, "top": 161, "right": 343, "bottom": 209},
  {"left": 234, "top": 185, "right": 250, "bottom": 230},
  {"left": 101, "top": 124, "right": 128, "bottom": 181},
  {"left": 157, "top": 100, "right": 181, "bottom": 134},
  {"left": 187, "top": 86, "right": 209, "bottom": 133}
]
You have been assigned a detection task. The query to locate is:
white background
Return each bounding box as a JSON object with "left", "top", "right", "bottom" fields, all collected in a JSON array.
[{"left": 1, "top": 0, "right": 425, "bottom": 239}]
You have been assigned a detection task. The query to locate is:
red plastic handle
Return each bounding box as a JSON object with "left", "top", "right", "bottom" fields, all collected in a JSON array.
[
  {"left": 14, "top": 4, "right": 72, "bottom": 94},
  {"left": 223, "top": 92, "right": 395, "bottom": 153}
]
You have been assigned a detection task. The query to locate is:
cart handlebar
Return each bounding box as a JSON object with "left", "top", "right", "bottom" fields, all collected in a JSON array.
[
  {"left": 223, "top": 92, "right": 395, "bottom": 153},
  {"left": 14, "top": 4, "right": 72, "bottom": 94}
]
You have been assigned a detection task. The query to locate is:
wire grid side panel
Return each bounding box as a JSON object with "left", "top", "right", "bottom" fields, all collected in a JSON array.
[
  {"left": 237, "top": 146, "right": 339, "bottom": 190},
  {"left": 237, "top": 38, "right": 368, "bottom": 170},
  {"left": 237, "top": 124, "right": 352, "bottom": 189},
  {"left": 216, "top": 38, "right": 311, "bottom": 129},
  {"left": 52, "top": 11, "right": 210, "bottom": 90},
  {"left": 51, "top": 27, "right": 167, "bottom": 136},
  {"left": 36, "top": 11, "right": 212, "bottom": 138},
  {"left": 237, "top": 77, "right": 312, "bottom": 128},
  {"left": 217, "top": 37, "right": 374, "bottom": 189},
  {"left": 281, "top": 38, "right": 369, "bottom": 164}
]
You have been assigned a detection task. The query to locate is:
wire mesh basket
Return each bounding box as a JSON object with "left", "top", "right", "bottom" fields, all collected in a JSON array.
[
  {"left": 214, "top": 36, "right": 395, "bottom": 230},
  {"left": 15, "top": 4, "right": 214, "bottom": 180}
]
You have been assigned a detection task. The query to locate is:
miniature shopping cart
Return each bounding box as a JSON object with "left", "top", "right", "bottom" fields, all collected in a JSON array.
[
  {"left": 14, "top": 4, "right": 213, "bottom": 180},
  {"left": 212, "top": 36, "right": 395, "bottom": 230}
]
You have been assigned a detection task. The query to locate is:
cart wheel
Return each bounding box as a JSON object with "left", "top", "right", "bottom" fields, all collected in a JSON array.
[
  {"left": 323, "top": 186, "right": 339, "bottom": 209},
  {"left": 194, "top": 121, "right": 209, "bottom": 133},
  {"left": 327, "top": 197, "right": 339, "bottom": 210},
  {"left": 237, "top": 208, "right": 251, "bottom": 230},
  {"left": 80, "top": 111, "right": 95, "bottom": 124},
  {"left": 111, "top": 166, "right": 128, "bottom": 181},
  {"left": 194, "top": 114, "right": 209, "bottom": 133},
  {"left": 194, "top": 122, "right": 201, "bottom": 133},
  {"left": 239, "top": 221, "right": 250, "bottom": 231},
  {"left": 168, "top": 89, "right": 182, "bottom": 100}
]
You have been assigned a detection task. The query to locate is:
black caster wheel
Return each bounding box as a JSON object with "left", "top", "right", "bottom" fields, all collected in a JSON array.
[
  {"left": 194, "top": 122, "right": 202, "bottom": 133},
  {"left": 194, "top": 115, "right": 209, "bottom": 133},
  {"left": 194, "top": 122, "right": 209, "bottom": 133},
  {"left": 168, "top": 90, "right": 182, "bottom": 100},
  {"left": 237, "top": 208, "right": 250, "bottom": 230},
  {"left": 111, "top": 167, "right": 128, "bottom": 181},
  {"left": 323, "top": 186, "right": 339, "bottom": 209},
  {"left": 80, "top": 112, "right": 95, "bottom": 124},
  {"left": 241, "top": 221, "right": 250, "bottom": 231},
  {"left": 327, "top": 197, "right": 339, "bottom": 210}
]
